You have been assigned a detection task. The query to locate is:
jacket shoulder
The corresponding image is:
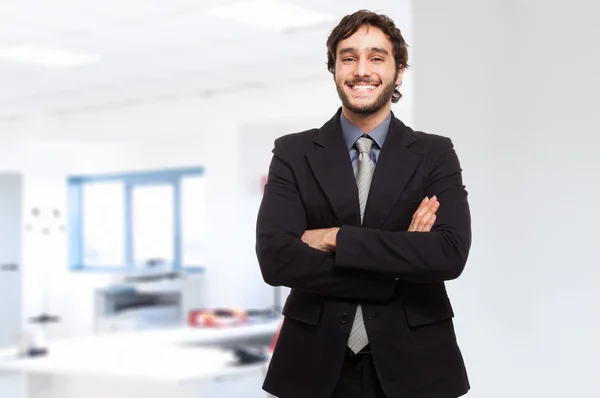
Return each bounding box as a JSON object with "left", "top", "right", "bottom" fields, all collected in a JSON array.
[
  {"left": 407, "top": 127, "right": 454, "bottom": 150},
  {"left": 272, "top": 128, "right": 319, "bottom": 157},
  {"left": 394, "top": 122, "right": 454, "bottom": 163}
]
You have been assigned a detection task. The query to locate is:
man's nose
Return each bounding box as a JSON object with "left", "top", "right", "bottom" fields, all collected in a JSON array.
[{"left": 353, "top": 58, "right": 371, "bottom": 77}]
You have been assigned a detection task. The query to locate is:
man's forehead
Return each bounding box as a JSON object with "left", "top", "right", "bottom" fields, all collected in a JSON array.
[{"left": 337, "top": 28, "right": 392, "bottom": 53}]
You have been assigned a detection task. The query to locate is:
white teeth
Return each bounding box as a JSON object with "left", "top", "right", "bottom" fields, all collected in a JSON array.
[{"left": 351, "top": 85, "right": 377, "bottom": 91}]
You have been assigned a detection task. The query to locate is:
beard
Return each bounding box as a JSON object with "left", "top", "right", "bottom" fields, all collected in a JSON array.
[{"left": 335, "top": 74, "right": 398, "bottom": 115}]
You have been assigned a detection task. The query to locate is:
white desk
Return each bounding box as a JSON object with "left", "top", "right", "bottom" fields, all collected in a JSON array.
[{"left": 0, "top": 320, "right": 280, "bottom": 398}]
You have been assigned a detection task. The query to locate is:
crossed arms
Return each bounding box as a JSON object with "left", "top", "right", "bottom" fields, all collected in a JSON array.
[{"left": 255, "top": 137, "right": 471, "bottom": 302}]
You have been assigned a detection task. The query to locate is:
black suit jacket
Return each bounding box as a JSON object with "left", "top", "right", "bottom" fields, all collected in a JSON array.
[{"left": 256, "top": 108, "right": 472, "bottom": 398}]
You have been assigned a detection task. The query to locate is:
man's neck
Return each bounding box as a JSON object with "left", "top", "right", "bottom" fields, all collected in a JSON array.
[{"left": 342, "top": 105, "right": 391, "bottom": 133}]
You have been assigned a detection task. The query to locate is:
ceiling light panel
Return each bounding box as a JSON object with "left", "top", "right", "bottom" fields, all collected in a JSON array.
[{"left": 207, "top": 0, "right": 334, "bottom": 31}]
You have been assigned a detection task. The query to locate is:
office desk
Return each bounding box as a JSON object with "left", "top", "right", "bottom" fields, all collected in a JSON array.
[{"left": 0, "top": 320, "right": 279, "bottom": 398}]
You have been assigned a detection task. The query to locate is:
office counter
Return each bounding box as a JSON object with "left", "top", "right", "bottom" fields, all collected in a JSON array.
[{"left": 0, "top": 320, "right": 280, "bottom": 398}]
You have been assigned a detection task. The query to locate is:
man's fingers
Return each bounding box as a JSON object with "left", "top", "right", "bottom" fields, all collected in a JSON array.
[
  {"left": 416, "top": 195, "right": 438, "bottom": 218},
  {"left": 416, "top": 200, "right": 438, "bottom": 221},
  {"left": 411, "top": 197, "right": 440, "bottom": 232},
  {"left": 419, "top": 202, "right": 440, "bottom": 230},
  {"left": 302, "top": 229, "right": 334, "bottom": 252},
  {"left": 416, "top": 196, "right": 431, "bottom": 213},
  {"left": 409, "top": 196, "right": 431, "bottom": 231},
  {"left": 418, "top": 213, "right": 436, "bottom": 232},
  {"left": 424, "top": 214, "right": 436, "bottom": 232},
  {"left": 416, "top": 209, "right": 434, "bottom": 231},
  {"left": 408, "top": 195, "right": 441, "bottom": 232}
]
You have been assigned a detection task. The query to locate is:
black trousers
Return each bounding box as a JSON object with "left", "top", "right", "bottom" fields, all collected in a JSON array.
[{"left": 331, "top": 346, "right": 387, "bottom": 398}]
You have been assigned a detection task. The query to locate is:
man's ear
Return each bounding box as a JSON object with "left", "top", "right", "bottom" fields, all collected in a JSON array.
[{"left": 396, "top": 67, "right": 405, "bottom": 86}]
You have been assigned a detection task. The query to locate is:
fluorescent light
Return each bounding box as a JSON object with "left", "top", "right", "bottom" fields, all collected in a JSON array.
[
  {"left": 207, "top": 0, "right": 333, "bottom": 31},
  {"left": 0, "top": 45, "right": 101, "bottom": 67}
]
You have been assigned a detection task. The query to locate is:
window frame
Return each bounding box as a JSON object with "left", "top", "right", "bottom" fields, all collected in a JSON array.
[{"left": 68, "top": 167, "right": 206, "bottom": 273}]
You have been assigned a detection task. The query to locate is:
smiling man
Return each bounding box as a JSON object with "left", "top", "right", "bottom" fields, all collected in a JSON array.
[{"left": 256, "top": 10, "right": 472, "bottom": 398}]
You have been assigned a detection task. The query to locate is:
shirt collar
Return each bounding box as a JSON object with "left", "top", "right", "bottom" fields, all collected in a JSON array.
[{"left": 340, "top": 111, "right": 392, "bottom": 151}]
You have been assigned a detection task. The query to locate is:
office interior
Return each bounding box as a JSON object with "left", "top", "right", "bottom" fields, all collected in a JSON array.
[{"left": 0, "top": 1, "right": 598, "bottom": 397}]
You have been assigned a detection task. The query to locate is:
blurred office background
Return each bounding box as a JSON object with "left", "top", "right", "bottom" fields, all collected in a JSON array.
[{"left": 0, "top": 0, "right": 598, "bottom": 397}]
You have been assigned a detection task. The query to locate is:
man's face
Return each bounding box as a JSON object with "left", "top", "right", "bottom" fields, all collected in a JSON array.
[{"left": 334, "top": 25, "right": 404, "bottom": 115}]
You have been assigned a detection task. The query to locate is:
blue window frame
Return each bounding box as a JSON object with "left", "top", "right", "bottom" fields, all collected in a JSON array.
[{"left": 68, "top": 167, "right": 206, "bottom": 273}]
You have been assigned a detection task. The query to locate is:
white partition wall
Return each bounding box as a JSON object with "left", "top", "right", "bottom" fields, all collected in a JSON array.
[
  {"left": 0, "top": 173, "right": 23, "bottom": 349},
  {"left": 411, "top": 1, "right": 600, "bottom": 396},
  {"left": 0, "top": 174, "right": 25, "bottom": 398}
]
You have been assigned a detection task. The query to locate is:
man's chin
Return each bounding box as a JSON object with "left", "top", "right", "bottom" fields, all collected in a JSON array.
[
  {"left": 344, "top": 101, "right": 381, "bottom": 115},
  {"left": 337, "top": 87, "right": 391, "bottom": 115}
]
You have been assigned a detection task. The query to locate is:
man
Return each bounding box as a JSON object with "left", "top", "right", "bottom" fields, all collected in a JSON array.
[{"left": 256, "top": 9, "right": 471, "bottom": 398}]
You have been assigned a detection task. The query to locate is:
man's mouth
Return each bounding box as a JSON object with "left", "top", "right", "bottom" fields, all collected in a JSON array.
[{"left": 346, "top": 83, "right": 380, "bottom": 94}]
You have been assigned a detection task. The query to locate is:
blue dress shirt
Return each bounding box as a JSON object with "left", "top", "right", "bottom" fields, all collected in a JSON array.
[{"left": 340, "top": 112, "right": 392, "bottom": 168}]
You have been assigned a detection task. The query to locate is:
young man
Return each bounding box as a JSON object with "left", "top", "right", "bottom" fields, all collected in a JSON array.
[{"left": 256, "top": 10, "right": 471, "bottom": 398}]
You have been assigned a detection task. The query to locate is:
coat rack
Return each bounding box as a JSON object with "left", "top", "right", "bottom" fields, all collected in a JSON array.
[{"left": 20, "top": 206, "right": 65, "bottom": 356}]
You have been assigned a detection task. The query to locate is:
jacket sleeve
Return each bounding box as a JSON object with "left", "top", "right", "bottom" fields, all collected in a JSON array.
[
  {"left": 256, "top": 138, "right": 396, "bottom": 302},
  {"left": 334, "top": 137, "right": 472, "bottom": 283}
]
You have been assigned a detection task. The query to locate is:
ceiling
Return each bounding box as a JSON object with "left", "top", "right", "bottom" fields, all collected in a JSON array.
[{"left": 0, "top": 0, "right": 409, "bottom": 118}]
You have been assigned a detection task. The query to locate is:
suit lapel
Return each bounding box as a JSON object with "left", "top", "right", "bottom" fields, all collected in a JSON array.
[
  {"left": 306, "top": 109, "right": 361, "bottom": 227},
  {"left": 362, "top": 115, "right": 422, "bottom": 228}
]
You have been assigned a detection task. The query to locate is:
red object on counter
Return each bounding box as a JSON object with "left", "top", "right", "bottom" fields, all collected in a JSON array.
[
  {"left": 270, "top": 323, "right": 282, "bottom": 351},
  {"left": 188, "top": 308, "right": 249, "bottom": 327}
]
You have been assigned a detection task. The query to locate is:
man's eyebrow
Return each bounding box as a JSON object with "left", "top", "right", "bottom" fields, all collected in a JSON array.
[
  {"left": 369, "top": 47, "right": 389, "bottom": 56},
  {"left": 338, "top": 47, "right": 390, "bottom": 56},
  {"left": 338, "top": 47, "right": 358, "bottom": 56}
]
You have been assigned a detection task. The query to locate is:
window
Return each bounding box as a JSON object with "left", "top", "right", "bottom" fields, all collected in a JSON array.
[
  {"left": 68, "top": 167, "right": 206, "bottom": 272},
  {"left": 131, "top": 183, "right": 175, "bottom": 268}
]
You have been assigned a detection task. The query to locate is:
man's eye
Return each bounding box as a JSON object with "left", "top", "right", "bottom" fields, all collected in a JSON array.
[
  {"left": 342, "top": 58, "right": 355, "bottom": 62},
  {"left": 372, "top": 57, "right": 384, "bottom": 62}
]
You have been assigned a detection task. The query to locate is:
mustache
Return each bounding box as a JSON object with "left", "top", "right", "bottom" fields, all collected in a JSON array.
[{"left": 345, "top": 78, "right": 381, "bottom": 85}]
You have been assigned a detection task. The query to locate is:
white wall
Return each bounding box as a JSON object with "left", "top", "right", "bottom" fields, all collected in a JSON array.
[
  {"left": 0, "top": 76, "right": 415, "bottom": 339},
  {"left": 412, "top": 0, "right": 600, "bottom": 396}
]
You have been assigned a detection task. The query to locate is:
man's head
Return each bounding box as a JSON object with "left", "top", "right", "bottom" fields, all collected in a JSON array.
[{"left": 326, "top": 10, "right": 409, "bottom": 115}]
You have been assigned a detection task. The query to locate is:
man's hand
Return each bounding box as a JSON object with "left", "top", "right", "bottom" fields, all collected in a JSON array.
[
  {"left": 408, "top": 196, "right": 440, "bottom": 232},
  {"left": 301, "top": 227, "right": 340, "bottom": 252},
  {"left": 395, "top": 196, "right": 440, "bottom": 281}
]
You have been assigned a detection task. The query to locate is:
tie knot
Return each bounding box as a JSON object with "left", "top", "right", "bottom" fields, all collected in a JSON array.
[{"left": 355, "top": 136, "right": 373, "bottom": 154}]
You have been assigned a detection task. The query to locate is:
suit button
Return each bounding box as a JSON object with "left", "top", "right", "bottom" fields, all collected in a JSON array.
[{"left": 339, "top": 313, "right": 349, "bottom": 324}]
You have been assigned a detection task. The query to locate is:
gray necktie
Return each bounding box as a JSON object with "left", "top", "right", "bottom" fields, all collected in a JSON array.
[{"left": 348, "top": 136, "right": 376, "bottom": 353}]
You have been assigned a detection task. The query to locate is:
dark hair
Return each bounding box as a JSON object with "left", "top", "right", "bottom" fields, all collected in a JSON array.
[{"left": 326, "top": 10, "right": 409, "bottom": 102}]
